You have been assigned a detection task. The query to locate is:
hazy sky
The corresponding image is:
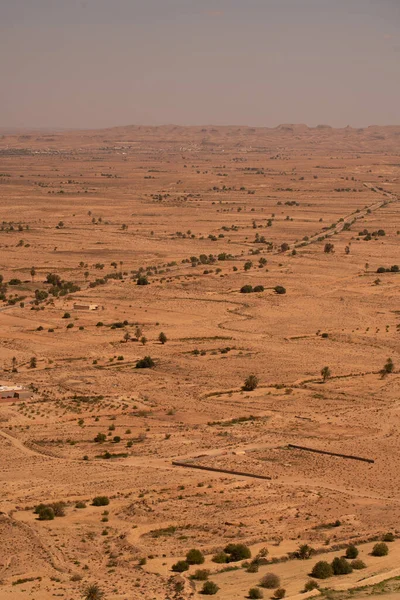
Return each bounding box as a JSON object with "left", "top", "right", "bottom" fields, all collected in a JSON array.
[{"left": 1, "top": 0, "right": 400, "bottom": 129}]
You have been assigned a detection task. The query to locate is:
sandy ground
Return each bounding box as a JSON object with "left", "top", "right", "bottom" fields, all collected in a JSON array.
[{"left": 0, "top": 124, "right": 399, "bottom": 599}]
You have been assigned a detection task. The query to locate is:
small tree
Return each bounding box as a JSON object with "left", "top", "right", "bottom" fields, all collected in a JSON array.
[
  {"left": 12, "top": 356, "right": 17, "bottom": 373},
  {"left": 311, "top": 561, "right": 333, "bottom": 579},
  {"left": 242, "top": 375, "right": 259, "bottom": 391},
  {"left": 135, "top": 326, "right": 142, "bottom": 340},
  {"left": 123, "top": 331, "right": 131, "bottom": 343},
  {"left": 297, "top": 544, "right": 315, "bottom": 559},
  {"left": 140, "top": 336, "right": 147, "bottom": 346},
  {"left": 30, "top": 267, "right": 36, "bottom": 282},
  {"left": 186, "top": 548, "right": 205, "bottom": 565},
  {"left": 381, "top": 358, "right": 394, "bottom": 377},
  {"left": 158, "top": 332, "right": 167, "bottom": 344},
  {"left": 321, "top": 366, "right": 331, "bottom": 382},
  {"left": 372, "top": 542, "right": 388, "bottom": 557},
  {"left": 83, "top": 584, "right": 104, "bottom": 600},
  {"left": 29, "top": 356, "right": 37, "bottom": 369}
]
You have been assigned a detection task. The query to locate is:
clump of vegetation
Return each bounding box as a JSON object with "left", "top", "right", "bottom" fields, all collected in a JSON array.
[
  {"left": 136, "top": 356, "right": 155, "bottom": 369},
  {"left": 259, "top": 573, "right": 280, "bottom": 588},
  {"left": 273, "top": 589, "right": 286, "bottom": 599},
  {"left": 201, "top": 581, "right": 219, "bottom": 595},
  {"left": 371, "top": 542, "right": 389, "bottom": 556},
  {"left": 186, "top": 548, "right": 205, "bottom": 565},
  {"left": 351, "top": 559, "right": 366, "bottom": 570},
  {"left": 224, "top": 543, "right": 251, "bottom": 562},
  {"left": 331, "top": 557, "right": 353, "bottom": 575},
  {"left": 242, "top": 375, "right": 259, "bottom": 391},
  {"left": 92, "top": 496, "right": 110, "bottom": 507},
  {"left": 190, "top": 569, "right": 209, "bottom": 581},
  {"left": 274, "top": 285, "right": 286, "bottom": 294},
  {"left": 345, "top": 545, "right": 358, "bottom": 559},
  {"left": 311, "top": 560, "right": 334, "bottom": 579},
  {"left": 171, "top": 560, "right": 189, "bottom": 573},
  {"left": 249, "top": 588, "right": 264, "bottom": 599},
  {"left": 383, "top": 532, "right": 395, "bottom": 542},
  {"left": 303, "top": 580, "right": 319, "bottom": 592}
]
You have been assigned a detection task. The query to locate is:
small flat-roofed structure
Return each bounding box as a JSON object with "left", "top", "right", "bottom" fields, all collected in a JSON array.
[
  {"left": 0, "top": 385, "right": 32, "bottom": 401},
  {"left": 73, "top": 303, "right": 99, "bottom": 311}
]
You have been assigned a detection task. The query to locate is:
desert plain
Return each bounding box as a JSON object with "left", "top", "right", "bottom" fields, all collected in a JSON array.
[{"left": 0, "top": 124, "right": 399, "bottom": 600}]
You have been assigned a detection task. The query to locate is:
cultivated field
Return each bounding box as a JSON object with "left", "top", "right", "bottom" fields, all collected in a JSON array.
[{"left": 0, "top": 124, "right": 399, "bottom": 600}]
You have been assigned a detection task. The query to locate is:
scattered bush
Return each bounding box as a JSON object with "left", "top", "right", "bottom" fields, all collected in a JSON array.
[
  {"left": 351, "top": 559, "right": 366, "bottom": 570},
  {"left": 311, "top": 561, "right": 334, "bottom": 579},
  {"left": 186, "top": 548, "right": 205, "bottom": 565},
  {"left": 249, "top": 588, "right": 263, "bottom": 599},
  {"left": 190, "top": 569, "right": 209, "bottom": 581},
  {"left": 274, "top": 589, "right": 286, "bottom": 599},
  {"left": 371, "top": 542, "right": 388, "bottom": 556},
  {"left": 259, "top": 573, "right": 280, "bottom": 588},
  {"left": 242, "top": 375, "right": 259, "bottom": 391},
  {"left": 331, "top": 557, "right": 353, "bottom": 575},
  {"left": 274, "top": 286, "right": 286, "bottom": 294},
  {"left": 212, "top": 551, "right": 228, "bottom": 564},
  {"left": 37, "top": 506, "right": 55, "bottom": 521},
  {"left": 136, "top": 356, "right": 155, "bottom": 368},
  {"left": 345, "top": 545, "right": 358, "bottom": 559},
  {"left": 240, "top": 285, "right": 253, "bottom": 294},
  {"left": 171, "top": 560, "right": 189, "bottom": 573},
  {"left": 224, "top": 543, "right": 251, "bottom": 562},
  {"left": 303, "top": 580, "right": 319, "bottom": 592},
  {"left": 92, "top": 496, "right": 109, "bottom": 507},
  {"left": 201, "top": 581, "right": 219, "bottom": 595}
]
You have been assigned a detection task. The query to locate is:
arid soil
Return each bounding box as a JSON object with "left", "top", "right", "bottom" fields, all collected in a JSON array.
[{"left": 0, "top": 124, "right": 399, "bottom": 599}]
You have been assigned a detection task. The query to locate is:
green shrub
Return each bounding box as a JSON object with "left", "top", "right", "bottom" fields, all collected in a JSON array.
[
  {"left": 372, "top": 543, "right": 388, "bottom": 556},
  {"left": 242, "top": 375, "right": 259, "bottom": 392},
  {"left": 303, "top": 580, "right": 319, "bottom": 592},
  {"left": 171, "top": 560, "right": 189, "bottom": 573},
  {"left": 186, "top": 548, "right": 205, "bottom": 565},
  {"left": 345, "top": 545, "right": 358, "bottom": 559},
  {"left": 260, "top": 573, "right": 280, "bottom": 588},
  {"left": 201, "top": 581, "right": 219, "bottom": 595},
  {"left": 37, "top": 506, "right": 54, "bottom": 520},
  {"left": 224, "top": 543, "right": 251, "bottom": 562},
  {"left": 75, "top": 501, "right": 86, "bottom": 509},
  {"left": 212, "top": 551, "right": 228, "bottom": 564},
  {"left": 351, "top": 559, "right": 366, "bottom": 570},
  {"left": 190, "top": 569, "right": 209, "bottom": 581},
  {"left": 249, "top": 589, "right": 263, "bottom": 599},
  {"left": 383, "top": 532, "right": 395, "bottom": 542},
  {"left": 136, "top": 356, "right": 155, "bottom": 369},
  {"left": 331, "top": 557, "right": 353, "bottom": 575},
  {"left": 274, "top": 589, "right": 286, "bottom": 599},
  {"left": 274, "top": 286, "right": 286, "bottom": 295},
  {"left": 240, "top": 285, "right": 253, "bottom": 294},
  {"left": 92, "top": 496, "right": 109, "bottom": 507},
  {"left": 311, "top": 561, "right": 333, "bottom": 579},
  {"left": 253, "top": 285, "right": 265, "bottom": 292}
]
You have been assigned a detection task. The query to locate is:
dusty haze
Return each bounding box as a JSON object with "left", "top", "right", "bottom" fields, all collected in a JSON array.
[{"left": 1, "top": 0, "right": 400, "bottom": 129}]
